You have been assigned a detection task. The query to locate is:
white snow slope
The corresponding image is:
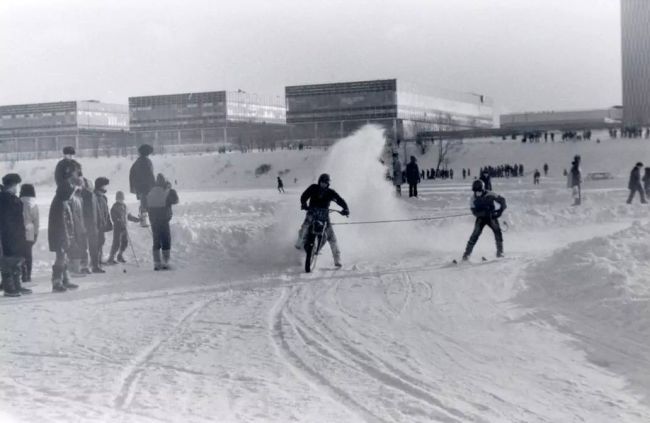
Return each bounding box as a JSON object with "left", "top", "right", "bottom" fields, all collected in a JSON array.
[{"left": 1, "top": 126, "right": 650, "bottom": 422}]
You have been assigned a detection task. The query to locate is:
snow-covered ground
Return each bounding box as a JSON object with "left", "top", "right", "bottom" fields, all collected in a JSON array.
[{"left": 1, "top": 126, "right": 650, "bottom": 422}]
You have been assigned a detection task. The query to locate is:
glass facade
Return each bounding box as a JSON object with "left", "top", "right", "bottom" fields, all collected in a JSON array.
[
  {"left": 77, "top": 101, "right": 129, "bottom": 130},
  {"left": 621, "top": 0, "right": 650, "bottom": 127}
]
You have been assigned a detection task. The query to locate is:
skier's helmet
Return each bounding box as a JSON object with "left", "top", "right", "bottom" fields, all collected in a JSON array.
[
  {"left": 318, "top": 173, "right": 331, "bottom": 185},
  {"left": 471, "top": 179, "right": 485, "bottom": 192}
]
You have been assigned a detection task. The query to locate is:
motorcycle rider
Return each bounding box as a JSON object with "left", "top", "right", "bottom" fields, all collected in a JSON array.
[
  {"left": 294, "top": 173, "right": 349, "bottom": 267},
  {"left": 462, "top": 179, "right": 506, "bottom": 261}
]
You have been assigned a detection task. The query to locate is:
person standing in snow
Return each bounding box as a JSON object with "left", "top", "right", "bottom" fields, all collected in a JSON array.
[
  {"left": 643, "top": 167, "right": 650, "bottom": 198},
  {"left": 543, "top": 163, "right": 549, "bottom": 176},
  {"left": 294, "top": 173, "right": 349, "bottom": 268},
  {"left": 19, "top": 184, "right": 39, "bottom": 283},
  {"left": 80, "top": 178, "right": 99, "bottom": 274},
  {"left": 48, "top": 174, "right": 81, "bottom": 293},
  {"left": 479, "top": 169, "right": 492, "bottom": 191},
  {"left": 626, "top": 162, "right": 647, "bottom": 204},
  {"left": 277, "top": 176, "right": 285, "bottom": 193},
  {"left": 0, "top": 174, "right": 31, "bottom": 297},
  {"left": 147, "top": 174, "right": 179, "bottom": 270},
  {"left": 533, "top": 169, "right": 541, "bottom": 185},
  {"left": 68, "top": 180, "right": 88, "bottom": 276},
  {"left": 392, "top": 153, "right": 403, "bottom": 196},
  {"left": 92, "top": 177, "right": 112, "bottom": 273},
  {"left": 462, "top": 179, "right": 506, "bottom": 261},
  {"left": 568, "top": 155, "right": 582, "bottom": 206},
  {"left": 107, "top": 191, "right": 140, "bottom": 265},
  {"left": 129, "top": 144, "right": 155, "bottom": 227},
  {"left": 54, "top": 146, "right": 82, "bottom": 188},
  {"left": 406, "top": 156, "right": 421, "bottom": 198}
]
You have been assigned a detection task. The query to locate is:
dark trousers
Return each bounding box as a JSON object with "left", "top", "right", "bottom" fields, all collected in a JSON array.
[
  {"left": 627, "top": 185, "right": 647, "bottom": 204},
  {"left": 22, "top": 241, "right": 35, "bottom": 282},
  {"left": 152, "top": 220, "right": 171, "bottom": 251},
  {"left": 1, "top": 256, "right": 24, "bottom": 293},
  {"left": 88, "top": 231, "right": 105, "bottom": 268},
  {"left": 409, "top": 183, "right": 418, "bottom": 197},
  {"left": 110, "top": 227, "right": 129, "bottom": 257},
  {"left": 463, "top": 217, "right": 503, "bottom": 257}
]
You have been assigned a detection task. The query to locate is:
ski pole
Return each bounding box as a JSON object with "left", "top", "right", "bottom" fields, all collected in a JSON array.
[{"left": 126, "top": 230, "right": 140, "bottom": 268}]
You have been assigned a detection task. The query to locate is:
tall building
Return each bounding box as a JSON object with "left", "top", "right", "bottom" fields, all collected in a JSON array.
[
  {"left": 285, "top": 79, "right": 494, "bottom": 144},
  {"left": 621, "top": 0, "right": 650, "bottom": 128},
  {"left": 129, "top": 91, "right": 287, "bottom": 149},
  {"left": 0, "top": 100, "right": 128, "bottom": 158}
]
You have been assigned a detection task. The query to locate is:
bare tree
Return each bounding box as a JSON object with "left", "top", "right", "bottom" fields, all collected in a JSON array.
[{"left": 435, "top": 139, "right": 460, "bottom": 172}]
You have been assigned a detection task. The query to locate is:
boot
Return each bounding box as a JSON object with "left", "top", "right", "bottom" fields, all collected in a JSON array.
[
  {"left": 333, "top": 253, "right": 342, "bottom": 268},
  {"left": 62, "top": 266, "right": 79, "bottom": 290},
  {"left": 13, "top": 270, "right": 32, "bottom": 295},
  {"left": 116, "top": 253, "right": 126, "bottom": 264},
  {"left": 140, "top": 212, "right": 150, "bottom": 228},
  {"left": 106, "top": 253, "right": 117, "bottom": 265},
  {"left": 2, "top": 271, "right": 20, "bottom": 297},
  {"left": 52, "top": 266, "right": 67, "bottom": 293},
  {"left": 153, "top": 249, "right": 163, "bottom": 271},
  {"left": 162, "top": 250, "right": 171, "bottom": 270},
  {"left": 69, "top": 259, "right": 87, "bottom": 277},
  {"left": 92, "top": 267, "right": 106, "bottom": 274}
]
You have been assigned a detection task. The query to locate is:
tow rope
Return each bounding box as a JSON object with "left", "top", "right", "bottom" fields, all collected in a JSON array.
[{"left": 331, "top": 212, "right": 473, "bottom": 226}]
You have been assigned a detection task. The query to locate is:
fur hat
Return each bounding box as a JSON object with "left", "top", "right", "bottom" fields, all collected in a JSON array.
[
  {"left": 19, "top": 183, "right": 35, "bottom": 198},
  {"left": 63, "top": 146, "right": 76, "bottom": 155},
  {"left": 138, "top": 144, "right": 154, "bottom": 156},
  {"left": 2, "top": 173, "right": 21, "bottom": 187},
  {"left": 95, "top": 177, "right": 110, "bottom": 190},
  {"left": 115, "top": 190, "right": 125, "bottom": 201}
]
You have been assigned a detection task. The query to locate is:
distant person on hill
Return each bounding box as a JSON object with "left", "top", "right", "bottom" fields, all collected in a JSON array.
[
  {"left": 129, "top": 144, "right": 155, "bottom": 228},
  {"left": 406, "top": 156, "right": 421, "bottom": 198},
  {"left": 626, "top": 162, "right": 647, "bottom": 204},
  {"left": 462, "top": 169, "right": 466, "bottom": 180},
  {"left": 533, "top": 169, "right": 541, "bottom": 185},
  {"left": 462, "top": 179, "right": 506, "bottom": 261},
  {"left": 147, "top": 174, "right": 179, "bottom": 271},
  {"left": 568, "top": 155, "right": 582, "bottom": 206},
  {"left": 450, "top": 169, "right": 454, "bottom": 179},
  {"left": 107, "top": 191, "right": 140, "bottom": 265},
  {"left": 54, "top": 146, "right": 82, "bottom": 188},
  {"left": 19, "top": 184, "right": 38, "bottom": 283},
  {"left": 643, "top": 167, "right": 650, "bottom": 198},
  {"left": 277, "top": 176, "right": 285, "bottom": 193},
  {"left": 543, "top": 163, "right": 549, "bottom": 176},
  {"left": 392, "top": 153, "right": 403, "bottom": 196},
  {"left": 479, "top": 169, "right": 492, "bottom": 191},
  {"left": 294, "top": 173, "right": 349, "bottom": 268}
]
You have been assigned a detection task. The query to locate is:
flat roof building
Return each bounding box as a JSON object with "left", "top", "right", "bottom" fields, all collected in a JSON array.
[
  {"left": 500, "top": 107, "right": 622, "bottom": 132},
  {"left": 0, "top": 100, "right": 129, "bottom": 159},
  {"left": 129, "top": 90, "right": 287, "bottom": 150},
  {"left": 621, "top": 0, "right": 650, "bottom": 128},
  {"left": 285, "top": 79, "right": 495, "bottom": 144}
]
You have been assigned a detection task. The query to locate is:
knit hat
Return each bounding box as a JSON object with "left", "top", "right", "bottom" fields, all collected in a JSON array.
[
  {"left": 115, "top": 191, "right": 125, "bottom": 201},
  {"left": 138, "top": 144, "right": 154, "bottom": 156},
  {"left": 19, "top": 183, "right": 35, "bottom": 198},
  {"left": 63, "top": 146, "right": 76, "bottom": 155}
]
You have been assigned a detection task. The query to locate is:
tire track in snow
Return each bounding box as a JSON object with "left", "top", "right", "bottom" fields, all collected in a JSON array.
[
  {"left": 113, "top": 296, "right": 218, "bottom": 411},
  {"left": 268, "top": 286, "right": 387, "bottom": 423}
]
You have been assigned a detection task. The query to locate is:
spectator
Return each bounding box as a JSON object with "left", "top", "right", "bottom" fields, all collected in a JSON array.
[
  {"left": 19, "top": 184, "right": 38, "bottom": 283},
  {"left": 0, "top": 174, "right": 31, "bottom": 297}
]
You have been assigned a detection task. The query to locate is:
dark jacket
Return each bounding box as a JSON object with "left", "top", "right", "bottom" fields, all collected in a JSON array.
[
  {"left": 643, "top": 169, "right": 650, "bottom": 192},
  {"left": 628, "top": 166, "right": 643, "bottom": 190},
  {"left": 95, "top": 190, "right": 113, "bottom": 233},
  {"left": 300, "top": 184, "right": 348, "bottom": 211},
  {"left": 479, "top": 173, "right": 492, "bottom": 191},
  {"left": 81, "top": 187, "right": 99, "bottom": 238},
  {"left": 111, "top": 202, "right": 140, "bottom": 230},
  {"left": 406, "top": 162, "right": 421, "bottom": 185},
  {"left": 569, "top": 162, "right": 582, "bottom": 187},
  {"left": 0, "top": 190, "right": 26, "bottom": 256},
  {"left": 54, "top": 158, "right": 82, "bottom": 187},
  {"left": 146, "top": 186, "right": 179, "bottom": 224},
  {"left": 48, "top": 185, "right": 76, "bottom": 252},
  {"left": 129, "top": 156, "right": 155, "bottom": 195},
  {"left": 470, "top": 191, "right": 507, "bottom": 219}
]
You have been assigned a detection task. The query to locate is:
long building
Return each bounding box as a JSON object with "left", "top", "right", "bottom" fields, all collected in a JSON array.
[
  {"left": 285, "top": 79, "right": 495, "bottom": 143},
  {"left": 500, "top": 107, "right": 623, "bottom": 132},
  {"left": 0, "top": 100, "right": 128, "bottom": 158},
  {"left": 129, "top": 90, "right": 287, "bottom": 150},
  {"left": 621, "top": 0, "right": 650, "bottom": 128}
]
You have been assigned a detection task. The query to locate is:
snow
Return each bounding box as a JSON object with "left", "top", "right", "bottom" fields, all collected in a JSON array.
[{"left": 1, "top": 126, "right": 650, "bottom": 422}]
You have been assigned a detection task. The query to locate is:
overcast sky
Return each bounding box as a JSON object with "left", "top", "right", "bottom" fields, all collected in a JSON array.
[{"left": 0, "top": 0, "right": 621, "bottom": 113}]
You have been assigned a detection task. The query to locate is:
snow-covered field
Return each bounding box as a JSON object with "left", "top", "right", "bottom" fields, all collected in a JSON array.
[{"left": 1, "top": 126, "right": 650, "bottom": 422}]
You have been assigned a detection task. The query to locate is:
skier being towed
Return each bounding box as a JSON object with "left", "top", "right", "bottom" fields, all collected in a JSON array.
[
  {"left": 295, "top": 173, "right": 350, "bottom": 268},
  {"left": 462, "top": 179, "right": 507, "bottom": 261}
]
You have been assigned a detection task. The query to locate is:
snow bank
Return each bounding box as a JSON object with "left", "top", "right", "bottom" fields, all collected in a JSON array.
[{"left": 518, "top": 221, "right": 650, "bottom": 399}]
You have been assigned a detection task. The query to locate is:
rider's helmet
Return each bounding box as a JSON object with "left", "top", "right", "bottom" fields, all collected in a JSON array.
[
  {"left": 472, "top": 179, "right": 485, "bottom": 192},
  {"left": 318, "top": 173, "right": 331, "bottom": 185}
]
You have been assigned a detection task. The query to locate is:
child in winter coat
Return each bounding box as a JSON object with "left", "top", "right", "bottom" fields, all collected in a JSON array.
[
  {"left": 108, "top": 191, "right": 140, "bottom": 264},
  {"left": 92, "top": 177, "right": 112, "bottom": 272},
  {"left": 147, "top": 174, "right": 179, "bottom": 270},
  {"left": 19, "top": 184, "right": 39, "bottom": 282},
  {"left": 0, "top": 174, "right": 31, "bottom": 297}
]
